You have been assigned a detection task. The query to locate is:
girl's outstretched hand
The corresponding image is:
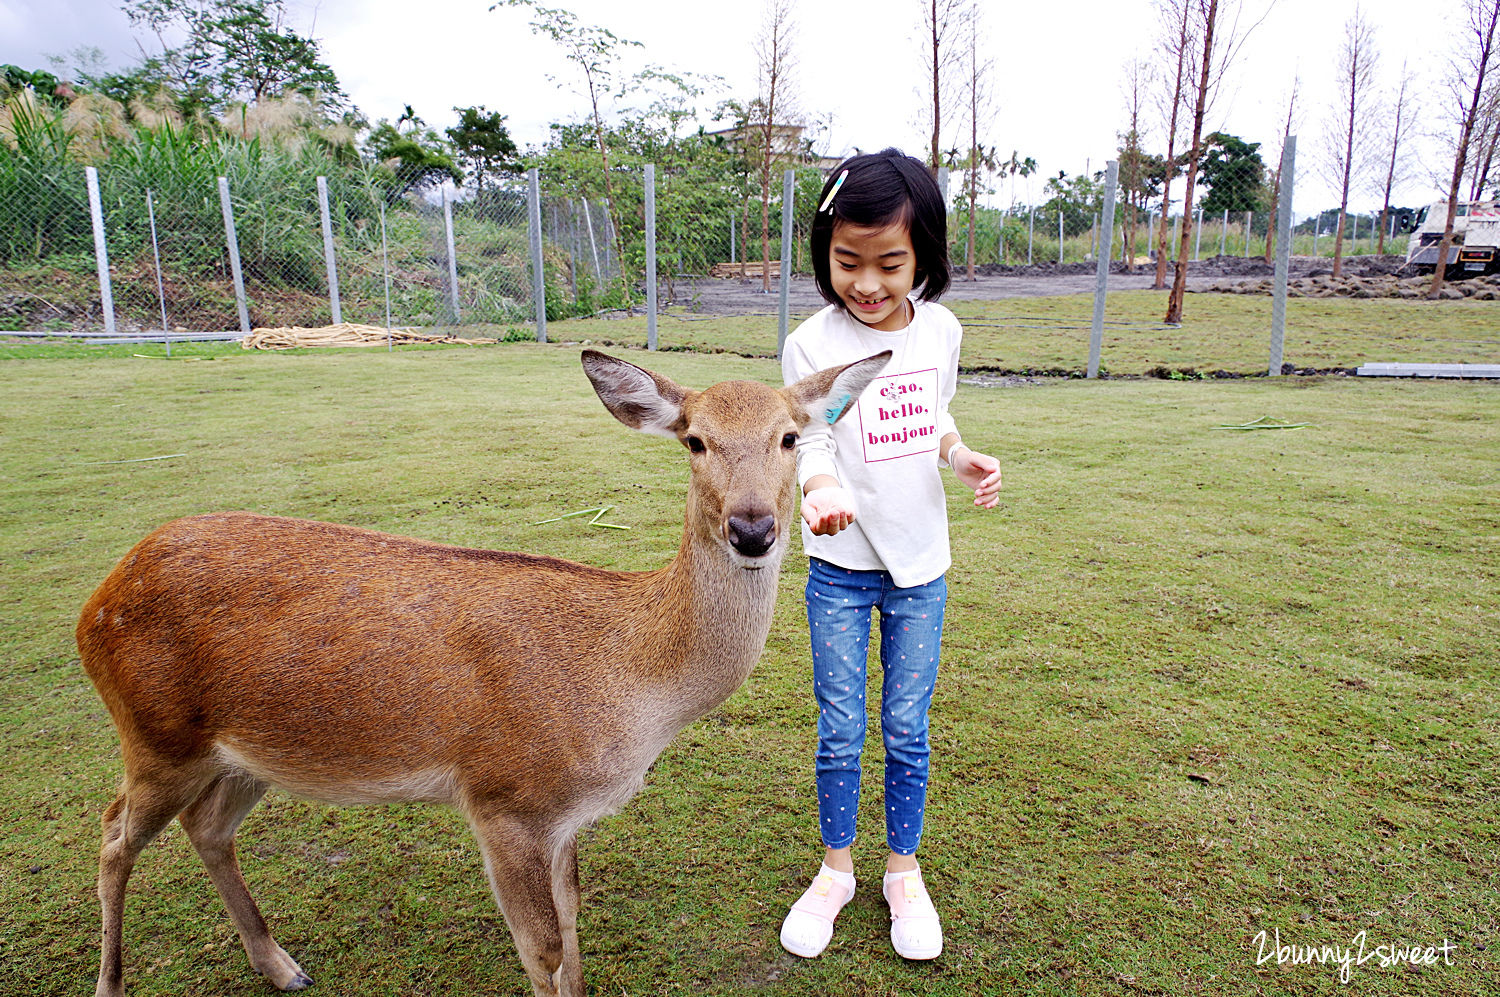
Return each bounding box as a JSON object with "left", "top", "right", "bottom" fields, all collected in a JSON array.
[
  {"left": 952, "top": 447, "right": 1002, "bottom": 509},
  {"left": 802, "top": 485, "right": 858, "bottom": 536}
]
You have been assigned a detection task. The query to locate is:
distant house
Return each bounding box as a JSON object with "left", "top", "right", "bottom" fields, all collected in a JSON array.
[{"left": 704, "top": 123, "right": 843, "bottom": 173}]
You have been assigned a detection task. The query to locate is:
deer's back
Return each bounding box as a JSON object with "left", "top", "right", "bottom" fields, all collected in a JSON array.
[{"left": 78, "top": 513, "right": 678, "bottom": 805}]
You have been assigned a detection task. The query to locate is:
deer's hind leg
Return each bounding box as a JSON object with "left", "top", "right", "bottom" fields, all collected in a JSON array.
[
  {"left": 95, "top": 763, "right": 218, "bottom": 997},
  {"left": 468, "top": 808, "right": 578, "bottom": 997},
  {"left": 177, "top": 773, "right": 312, "bottom": 991},
  {"left": 550, "top": 832, "right": 584, "bottom": 997}
]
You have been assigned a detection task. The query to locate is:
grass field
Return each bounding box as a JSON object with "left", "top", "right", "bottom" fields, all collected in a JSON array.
[
  {"left": 1, "top": 341, "right": 1496, "bottom": 995},
  {"left": 560, "top": 292, "right": 1500, "bottom": 375},
  {"left": 6, "top": 290, "right": 1498, "bottom": 377}
]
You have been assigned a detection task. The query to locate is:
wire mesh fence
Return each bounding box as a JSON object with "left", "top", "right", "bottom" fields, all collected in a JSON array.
[{"left": 1, "top": 125, "right": 1445, "bottom": 376}]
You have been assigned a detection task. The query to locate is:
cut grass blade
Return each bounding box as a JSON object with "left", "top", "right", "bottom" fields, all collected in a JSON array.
[{"left": 1212, "top": 415, "right": 1312, "bottom": 431}]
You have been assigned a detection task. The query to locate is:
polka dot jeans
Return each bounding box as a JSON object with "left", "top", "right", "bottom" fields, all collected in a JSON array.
[{"left": 806, "top": 556, "right": 946, "bottom": 856}]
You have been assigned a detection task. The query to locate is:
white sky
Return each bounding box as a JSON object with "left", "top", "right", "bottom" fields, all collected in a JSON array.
[{"left": 2, "top": 0, "right": 1472, "bottom": 216}]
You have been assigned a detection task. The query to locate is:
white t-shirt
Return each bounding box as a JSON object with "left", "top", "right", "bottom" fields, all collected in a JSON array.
[{"left": 781, "top": 298, "right": 962, "bottom": 589}]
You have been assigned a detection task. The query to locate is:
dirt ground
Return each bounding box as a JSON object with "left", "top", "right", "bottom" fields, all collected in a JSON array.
[{"left": 660, "top": 254, "right": 1412, "bottom": 317}]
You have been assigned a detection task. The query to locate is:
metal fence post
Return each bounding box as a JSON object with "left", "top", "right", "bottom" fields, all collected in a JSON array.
[
  {"left": 1088, "top": 161, "right": 1118, "bottom": 379},
  {"left": 777, "top": 168, "right": 795, "bottom": 358},
  {"left": 1244, "top": 211, "right": 1252, "bottom": 257},
  {"left": 645, "top": 164, "right": 657, "bottom": 351},
  {"left": 1027, "top": 205, "right": 1034, "bottom": 265},
  {"left": 443, "top": 188, "right": 461, "bottom": 324},
  {"left": 580, "top": 198, "right": 603, "bottom": 287},
  {"left": 217, "top": 177, "right": 251, "bottom": 334},
  {"left": 316, "top": 176, "right": 343, "bottom": 326},
  {"left": 146, "top": 189, "right": 170, "bottom": 355},
  {"left": 378, "top": 201, "right": 392, "bottom": 350},
  {"left": 1058, "top": 211, "right": 1064, "bottom": 264},
  {"left": 84, "top": 166, "right": 117, "bottom": 336},
  {"left": 527, "top": 168, "right": 546, "bottom": 343},
  {"left": 729, "top": 210, "right": 737, "bottom": 264},
  {"left": 1194, "top": 207, "right": 1203, "bottom": 261},
  {"left": 1269, "top": 136, "right": 1296, "bottom": 377}
]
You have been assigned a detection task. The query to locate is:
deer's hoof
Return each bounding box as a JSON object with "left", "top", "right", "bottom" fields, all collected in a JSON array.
[{"left": 281, "top": 970, "right": 314, "bottom": 991}]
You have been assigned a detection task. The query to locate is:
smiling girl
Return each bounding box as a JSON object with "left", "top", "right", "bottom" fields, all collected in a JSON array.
[{"left": 779, "top": 149, "right": 1001, "bottom": 962}]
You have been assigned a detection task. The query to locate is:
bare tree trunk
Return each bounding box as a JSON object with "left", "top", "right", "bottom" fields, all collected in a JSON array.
[
  {"left": 755, "top": 1, "right": 794, "bottom": 294},
  {"left": 965, "top": 22, "right": 981, "bottom": 281},
  {"left": 1154, "top": 0, "right": 1191, "bottom": 289},
  {"left": 931, "top": 0, "right": 942, "bottom": 172},
  {"left": 1431, "top": 0, "right": 1500, "bottom": 297},
  {"left": 583, "top": 70, "right": 628, "bottom": 295},
  {"left": 1376, "top": 66, "right": 1412, "bottom": 256},
  {"left": 1165, "top": 0, "right": 1217, "bottom": 325},
  {"left": 1468, "top": 83, "right": 1500, "bottom": 197}
]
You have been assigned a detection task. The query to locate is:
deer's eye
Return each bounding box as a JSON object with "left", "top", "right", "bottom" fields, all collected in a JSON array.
[
  {"left": 781, "top": 433, "right": 798, "bottom": 450},
  {"left": 686, "top": 435, "right": 706, "bottom": 454}
]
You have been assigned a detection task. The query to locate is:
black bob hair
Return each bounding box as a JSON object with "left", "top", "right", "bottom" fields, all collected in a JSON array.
[{"left": 810, "top": 148, "right": 950, "bottom": 309}]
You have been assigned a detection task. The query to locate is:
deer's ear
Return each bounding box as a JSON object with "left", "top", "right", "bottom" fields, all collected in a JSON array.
[
  {"left": 784, "top": 351, "right": 892, "bottom": 427},
  {"left": 582, "top": 351, "right": 689, "bottom": 439}
]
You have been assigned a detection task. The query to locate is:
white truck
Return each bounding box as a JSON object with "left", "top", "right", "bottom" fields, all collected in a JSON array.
[{"left": 1406, "top": 199, "right": 1500, "bottom": 275}]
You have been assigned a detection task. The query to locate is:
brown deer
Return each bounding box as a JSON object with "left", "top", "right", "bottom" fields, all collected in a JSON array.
[{"left": 77, "top": 349, "right": 890, "bottom": 997}]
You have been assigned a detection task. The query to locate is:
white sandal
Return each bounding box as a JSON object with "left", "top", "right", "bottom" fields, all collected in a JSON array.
[
  {"left": 883, "top": 866, "right": 942, "bottom": 960},
  {"left": 779, "top": 864, "right": 855, "bottom": 958}
]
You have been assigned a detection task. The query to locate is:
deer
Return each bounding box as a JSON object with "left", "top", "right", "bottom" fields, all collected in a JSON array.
[{"left": 77, "top": 348, "right": 890, "bottom": 997}]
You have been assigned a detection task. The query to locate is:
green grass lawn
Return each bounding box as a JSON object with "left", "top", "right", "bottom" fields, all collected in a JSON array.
[
  {"left": 530, "top": 291, "right": 1500, "bottom": 376},
  {"left": 1, "top": 343, "right": 1495, "bottom": 995}
]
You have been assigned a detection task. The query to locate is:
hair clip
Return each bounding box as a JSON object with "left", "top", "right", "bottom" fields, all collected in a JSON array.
[{"left": 819, "top": 170, "right": 848, "bottom": 213}]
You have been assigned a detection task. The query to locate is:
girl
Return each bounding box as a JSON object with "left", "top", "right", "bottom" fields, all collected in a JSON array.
[{"left": 779, "top": 149, "right": 1001, "bottom": 961}]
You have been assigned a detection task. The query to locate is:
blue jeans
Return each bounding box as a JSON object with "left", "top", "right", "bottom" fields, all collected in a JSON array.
[{"left": 806, "top": 557, "right": 946, "bottom": 855}]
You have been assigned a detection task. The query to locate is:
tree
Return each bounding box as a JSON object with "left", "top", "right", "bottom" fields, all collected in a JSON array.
[
  {"left": 1198, "top": 132, "right": 1266, "bottom": 214},
  {"left": 496, "top": 0, "right": 642, "bottom": 277},
  {"left": 1465, "top": 76, "right": 1500, "bottom": 197},
  {"left": 446, "top": 106, "right": 519, "bottom": 193},
  {"left": 121, "top": 0, "right": 345, "bottom": 114},
  {"left": 1323, "top": 5, "right": 1379, "bottom": 278},
  {"left": 1039, "top": 171, "right": 1105, "bottom": 238},
  {"left": 920, "top": 0, "right": 969, "bottom": 174},
  {"left": 365, "top": 115, "right": 461, "bottom": 199},
  {"left": 749, "top": 0, "right": 798, "bottom": 293},
  {"left": 956, "top": 7, "right": 995, "bottom": 280},
  {"left": 998, "top": 149, "right": 1036, "bottom": 209},
  {"left": 1118, "top": 57, "right": 1152, "bottom": 271},
  {"left": 1152, "top": 0, "right": 1193, "bottom": 289},
  {"left": 1375, "top": 63, "right": 1417, "bottom": 255},
  {"left": 1430, "top": 0, "right": 1500, "bottom": 297},
  {"left": 1164, "top": 0, "right": 1269, "bottom": 325}
]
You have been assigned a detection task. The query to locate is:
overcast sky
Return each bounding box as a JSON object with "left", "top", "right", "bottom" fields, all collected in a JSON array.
[{"left": 2, "top": 0, "right": 1472, "bottom": 215}]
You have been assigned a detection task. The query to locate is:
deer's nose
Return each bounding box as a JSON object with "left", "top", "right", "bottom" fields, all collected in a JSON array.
[{"left": 727, "top": 513, "right": 777, "bottom": 558}]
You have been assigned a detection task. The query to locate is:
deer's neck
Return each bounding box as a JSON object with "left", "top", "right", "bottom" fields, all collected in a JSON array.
[{"left": 635, "top": 530, "right": 783, "bottom": 727}]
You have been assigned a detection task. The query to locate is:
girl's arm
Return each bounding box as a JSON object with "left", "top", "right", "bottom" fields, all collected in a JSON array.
[
  {"left": 783, "top": 337, "right": 857, "bottom": 536},
  {"left": 941, "top": 433, "right": 1002, "bottom": 510}
]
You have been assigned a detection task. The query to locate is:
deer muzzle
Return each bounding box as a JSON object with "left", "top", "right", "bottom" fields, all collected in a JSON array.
[{"left": 726, "top": 512, "right": 778, "bottom": 559}]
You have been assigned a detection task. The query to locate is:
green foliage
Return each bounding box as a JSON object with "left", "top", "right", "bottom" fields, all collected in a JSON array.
[
  {"left": 0, "top": 65, "right": 65, "bottom": 106},
  {"left": 1039, "top": 170, "right": 1105, "bottom": 237},
  {"left": 121, "top": 0, "right": 346, "bottom": 114},
  {"left": 364, "top": 118, "right": 462, "bottom": 200},
  {"left": 446, "top": 105, "right": 519, "bottom": 191},
  {"left": 0, "top": 95, "right": 84, "bottom": 263},
  {"left": 1199, "top": 132, "right": 1268, "bottom": 215}
]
